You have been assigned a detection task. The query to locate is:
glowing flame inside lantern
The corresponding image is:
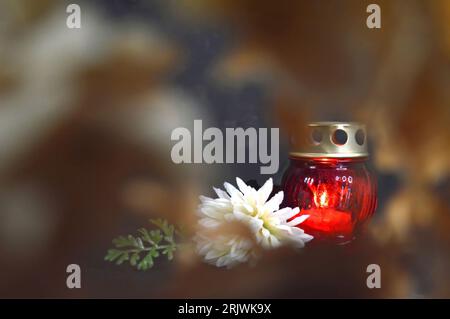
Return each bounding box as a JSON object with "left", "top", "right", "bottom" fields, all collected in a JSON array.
[
  {"left": 294, "top": 180, "right": 354, "bottom": 238},
  {"left": 310, "top": 183, "right": 333, "bottom": 208},
  {"left": 318, "top": 190, "right": 328, "bottom": 207}
]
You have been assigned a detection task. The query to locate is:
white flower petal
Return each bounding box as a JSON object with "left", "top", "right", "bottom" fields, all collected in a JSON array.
[
  {"left": 269, "top": 235, "right": 282, "bottom": 248},
  {"left": 223, "top": 181, "right": 242, "bottom": 198},
  {"left": 195, "top": 233, "right": 256, "bottom": 268},
  {"left": 242, "top": 202, "right": 254, "bottom": 214},
  {"left": 248, "top": 216, "right": 264, "bottom": 231},
  {"left": 214, "top": 187, "right": 230, "bottom": 199},
  {"left": 273, "top": 207, "right": 295, "bottom": 220},
  {"left": 236, "top": 177, "right": 251, "bottom": 195},
  {"left": 199, "top": 195, "right": 213, "bottom": 203},
  {"left": 264, "top": 191, "right": 284, "bottom": 212},
  {"left": 199, "top": 207, "right": 223, "bottom": 219},
  {"left": 199, "top": 217, "right": 222, "bottom": 228},
  {"left": 216, "top": 256, "right": 228, "bottom": 267},
  {"left": 261, "top": 227, "right": 270, "bottom": 238},
  {"left": 290, "top": 227, "right": 314, "bottom": 242},
  {"left": 257, "top": 178, "right": 273, "bottom": 205},
  {"left": 233, "top": 209, "right": 250, "bottom": 221},
  {"left": 286, "top": 214, "right": 309, "bottom": 227},
  {"left": 205, "top": 249, "right": 224, "bottom": 260}
]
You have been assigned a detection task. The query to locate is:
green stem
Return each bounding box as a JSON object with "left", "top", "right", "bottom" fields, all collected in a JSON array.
[{"left": 124, "top": 244, "right": 174, "bottom": 254}]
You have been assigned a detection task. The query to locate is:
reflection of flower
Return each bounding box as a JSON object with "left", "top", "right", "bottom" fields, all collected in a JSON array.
[
  {"left": 194, "top": 233, "right": 255, "bottom": 269},
  {"left": 196, "top": 177, "right": 313, "bottom": 267}
]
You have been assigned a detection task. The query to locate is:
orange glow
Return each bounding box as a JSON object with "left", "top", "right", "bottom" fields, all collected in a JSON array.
[
  {"left": 310, "top": 183, "right": 334, "bottom": 208},
  {"left": 313, "top": 189, "right": 329, "bottom": 207},
  {"left": 319, "top": 190, "right": 328, "bottom": 207},
  {"left": 297, "top": 208, "right": 353, "bottom": 236}
]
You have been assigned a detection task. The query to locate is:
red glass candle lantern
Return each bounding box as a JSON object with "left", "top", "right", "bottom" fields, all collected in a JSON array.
[{"left": 282, "top": 122, "right": 377, "bottom": 244}]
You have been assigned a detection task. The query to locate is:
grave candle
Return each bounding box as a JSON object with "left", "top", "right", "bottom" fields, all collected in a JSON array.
[{"left": 282, "top": 122, "right": 377, "bottom": 244}]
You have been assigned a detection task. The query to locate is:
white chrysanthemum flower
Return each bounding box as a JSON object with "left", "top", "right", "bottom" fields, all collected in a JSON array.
[
  {"left": 225, "top": 178, "right": 313, "bottom": 249},
  {"left": 196, "top": 177, "right": 313, "bottom": 267},
  {"left": 194, "top": 233, "right": 256, "bottom": 269}
]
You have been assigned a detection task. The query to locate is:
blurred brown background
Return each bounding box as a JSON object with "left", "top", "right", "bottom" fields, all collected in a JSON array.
[{"left": 0, "top": 0, "right": 449, "bottom": 298}]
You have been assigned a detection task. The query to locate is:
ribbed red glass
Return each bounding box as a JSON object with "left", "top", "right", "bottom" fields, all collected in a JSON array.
[{"left": 282, "top": 157, "right": 377, "bottom": 244}]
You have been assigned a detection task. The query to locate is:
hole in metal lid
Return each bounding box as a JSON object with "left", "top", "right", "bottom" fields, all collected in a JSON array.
[
  {"left": 332, "top": 129, "right": 348, "bottom": 146},
  {"left": 355, "top": 129, "right": 365, "bottom": 146},
  {"left": 311, "top": 128, "right": 323, "bottom": 145}
]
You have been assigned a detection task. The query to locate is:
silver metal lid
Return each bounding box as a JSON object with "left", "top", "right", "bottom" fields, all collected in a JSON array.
[{"left": 290, "top": 122, "right": 369, "bottom": 158}]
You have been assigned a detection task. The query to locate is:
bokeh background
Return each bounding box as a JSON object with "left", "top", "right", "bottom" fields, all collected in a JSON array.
[{"left": 0, "top": 0, "right": 449, "bottom": 298}]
